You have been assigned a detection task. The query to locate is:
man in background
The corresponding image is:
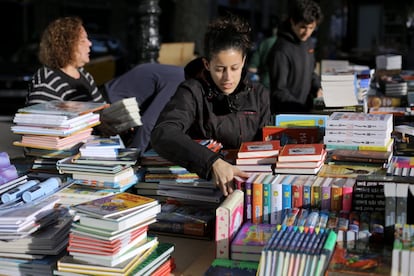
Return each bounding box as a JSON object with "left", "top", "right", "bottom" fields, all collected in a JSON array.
[{"left": 267, "top": 0, "right": 323, "bottom": 114}]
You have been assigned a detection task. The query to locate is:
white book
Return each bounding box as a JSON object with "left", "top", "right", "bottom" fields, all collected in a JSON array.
[
  {"left": 270, "top": 174, "right": 284, "bottom": 225},
  {"left": 326, "top": 112, "right": 393, "bottom": 131}
]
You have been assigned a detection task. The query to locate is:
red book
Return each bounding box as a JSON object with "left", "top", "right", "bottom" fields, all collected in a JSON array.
[
  {"left": 277, "top": 143, "right": 326, "bottom": 162},
  {"left": 291, "top": 175, "right": 309, "bottom": 208},
  {"left": 341, "top": 178, "right": 355, "bottom": 212},
  {"left": 237, "top": 140, "right": 281, "bottom": 158},
  {"left": 262, "top": 126, "right": 321, "bottom": 144}
]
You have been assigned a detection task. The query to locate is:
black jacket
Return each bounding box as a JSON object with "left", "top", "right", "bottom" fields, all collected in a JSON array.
[
  {"left": 151, "top": 68, "right": 271, "bottom": 180},
  {"left": 267, "top": 20, "right": 321, "bottom": 114}
]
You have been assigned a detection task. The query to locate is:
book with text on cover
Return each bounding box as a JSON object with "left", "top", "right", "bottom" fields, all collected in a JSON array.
[
  {"left": 237, "top": 140, "right": 281, "bottom": 158},
  {"left": 18, "top": 100, "right": 109, "bottom": 116},
  {"left": 277, "top": 143, "right": 326, "bottom": 162},
  {"left": 71, "top": 192, "right": 158, "bottom": 219},
  {"left": 329, "top": 149, "right": 393, "bottom": 164}
]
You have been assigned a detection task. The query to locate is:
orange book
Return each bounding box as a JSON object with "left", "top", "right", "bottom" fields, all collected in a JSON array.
[
  {"left": 251, "top": 173, "right": 266, "bottom": 224},
  {"left": 237, "top": 140, "right": 281, "bottom": 158}
]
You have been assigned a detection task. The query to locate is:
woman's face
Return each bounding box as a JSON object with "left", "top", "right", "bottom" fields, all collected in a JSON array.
[
  {"left": 73, "top": 26, "right": 92, "bottom": 67},
  {"left": 204, "top": 49, "right": 245, "bottom": 95}
]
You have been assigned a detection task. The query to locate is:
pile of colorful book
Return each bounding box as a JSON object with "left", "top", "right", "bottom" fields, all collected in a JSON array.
[
  {"left": 55, "top": 136, "right": 140, "bottom": 206},
  {"left": 0, "top": 172, "right": 73, "bottom": 275},
  {"left": 54, "top": 192, "right": 176, "bottom": 275},
  {"left": 135, "top": 140, "right": 224, "bottom": 204},
  {"left": 11, "top": 100, "right": 109, "bottom": 174}
]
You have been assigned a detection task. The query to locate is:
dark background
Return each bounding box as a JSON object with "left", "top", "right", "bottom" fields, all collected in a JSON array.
[{"left": 1, "top": 0, "right": 414, "bottom": 69}]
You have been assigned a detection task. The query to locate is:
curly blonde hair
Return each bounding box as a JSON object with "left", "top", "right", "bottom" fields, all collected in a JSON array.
[{"left": 38, "top": 16, "right": 84, "bottom": 69}]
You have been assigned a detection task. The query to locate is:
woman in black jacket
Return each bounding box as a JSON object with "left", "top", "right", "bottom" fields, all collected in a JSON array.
[{"left": 151, "top": 14, "right": 271, "bottom": 197}]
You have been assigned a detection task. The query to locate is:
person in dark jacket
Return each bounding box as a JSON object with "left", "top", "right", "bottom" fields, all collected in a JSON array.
[
  {"left": 267, "top": 0, "right": 323, "bottom": 114},
  {"left": 104, "top": 63, "right": 185, "bottom": 153},
  {"left": 151, "top": 14, "right": 271, "bottom": 197}
]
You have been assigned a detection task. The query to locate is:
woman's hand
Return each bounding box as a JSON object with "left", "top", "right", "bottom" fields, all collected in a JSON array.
[{"left": 211, "top": 158, "right": 249, "bottom": 196}]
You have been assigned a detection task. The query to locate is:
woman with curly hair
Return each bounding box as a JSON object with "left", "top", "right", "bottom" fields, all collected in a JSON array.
[
  {"left": 27, "top": 16, "right": 104, "bottom": 105},
  {"left": 151, "top": 14, "right": 271, "bottom": 196}
]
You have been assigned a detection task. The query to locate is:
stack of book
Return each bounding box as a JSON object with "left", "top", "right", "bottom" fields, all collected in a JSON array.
[
  {"left": 11, "top": 100, "right": 109, "bottom": 174},
  {"left": 136, "top": 164, "right": 222, "bottom": 204},
  {"left": 274, "top": 143, "right": 326, "bottom": 175},
  {"left": 324, "top": 111, "right": 394, "bottom": 152},
  {"left": 56, "top": 155, "right": 138, "bottom": 194},
  {"left": 136, "top": 140, "right": 224, "bottom": 204},
  {"left": 150, "top": 199, "right": 216, "bottom": 239},
  {"left": 376, "top": 54, "right": 402, "bottom": 70},
  {"left": 230, "top": 222, "right": 275, "bottom": 262},
  {"left": 235, "top": 140, "right": 281, "bottom": 173},
  {"left": 321, "top": 70, "right": 358, "bottom": 107},
  {"left": 0, "top": 195, "right": 73, "bottom": 275},
  {"left": 54, "top": 192, "right": 175, "bottom": 275}
]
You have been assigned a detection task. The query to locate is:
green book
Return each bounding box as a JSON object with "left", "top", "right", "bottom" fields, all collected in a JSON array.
[{"left": 129, "top": 242, "right": 175, "bottom": 275}]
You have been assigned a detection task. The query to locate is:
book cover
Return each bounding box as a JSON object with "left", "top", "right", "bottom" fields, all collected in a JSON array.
[
  {"left": 77, "top": 204, "right": 161, "bottom": 232},
  {"left": 275, "top": 114, "right": 329, "bottom": 129},
  {"left": 318, "top": 164, "right": 384, "bottom": 178},
  {"left": 325, "top": 241, "right": 392, "bottom": 275},
  {"left": 261, "top": 174, "right": 274, "bottom": 224},
  {"left": 330, "top": 178, "right": 344, "bottom": 212},
  {"left": 13, "top": 111, "right": 98, "bottom": 127},
  {"left": 291, "top": 175, "right": 308, "bottom": 209},
  {"left": 231, "top": 222, "right": 275, "bottom": 255},
  {"left": 320, "top": 177, "right": 333, "bottom": 211},
  {"left": 18, "top": 100, "right": 109, "bottom": 116},
  {"left": 330, "top": 149, "right": 392, "bottom": 164},
  {"left": 302, "top": 176, "right": 315, "bottom": 209},
  {"left": 261, "top": 126, "right": 321, "bottom": 145},
  {"left": 215, "top": 189, "right": 244, "bottom": 259},
  {"left": 326, "top": 112, "right": 393, "bottom": 131},
  {"left": 237, "top": 140, "right": 281, "bottom": 158},
  {"left": 311, "top": 177, "right": 324, "bottom": 209},
  {"left": 342, "top": 178, "right": 355, "bottom": 212},
  {"left": 204, "top": 258, "right": 258, "bottom": 276},
  {"left": 277, "top": 143, "right": 326, "bottom": 162},
  {"left": 81, "top": 137, "right": 123, "bottom": 149},
  {"left": 250, "top": 174, "right": 264, "bottom": 224},
  {"left": 71, "top": 192, "right": 158, "bottom": 219},
  {"left": 270, "top": 174, "right": 284, "bottom": 225},
  {"left": 281, "top": 175, "right": 294, "bottom": 210},
  {"left": 244, "top": 173, "right": 259, "bottom": 220}
]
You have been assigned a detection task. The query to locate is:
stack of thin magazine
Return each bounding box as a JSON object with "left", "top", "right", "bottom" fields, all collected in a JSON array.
[{"left": 0, "top": 195, "right": 73, "bottom": 275}]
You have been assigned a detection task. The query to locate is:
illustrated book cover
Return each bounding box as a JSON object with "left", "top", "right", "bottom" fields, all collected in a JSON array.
[{"left": 71, "top": 192, "right": 158, "bottom": 218}]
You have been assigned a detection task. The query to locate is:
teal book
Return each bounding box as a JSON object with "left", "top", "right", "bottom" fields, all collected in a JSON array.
[{"left": 204, "top": 258, "right": 258, "bottom": 276}]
